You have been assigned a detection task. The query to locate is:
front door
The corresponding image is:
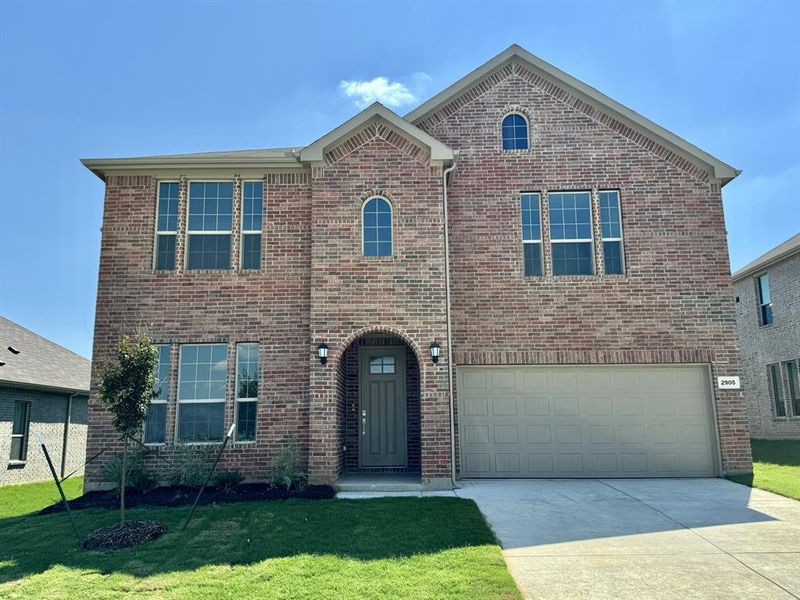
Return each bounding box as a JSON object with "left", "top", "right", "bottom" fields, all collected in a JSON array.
[{"left": 359, "top": 346, "right": 407, "bottom": 467}]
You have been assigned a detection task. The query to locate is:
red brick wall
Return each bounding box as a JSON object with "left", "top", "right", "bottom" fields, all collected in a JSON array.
[{"left": 416, "top": 62, "right": 752, "bottom": 473}]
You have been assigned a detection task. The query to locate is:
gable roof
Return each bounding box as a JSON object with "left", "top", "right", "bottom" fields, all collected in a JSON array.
[
  {"left": 732, "top": 232, "right": 800, "bottom": 282},
  {"left": 0, "top": 316, "right": 91, "bottom": 394},
  {"left": 300, "top": 102, "right": 454, "bottom": 163},
  {"left": 405, "top": 45, "right": 740, "bottom": 186}
]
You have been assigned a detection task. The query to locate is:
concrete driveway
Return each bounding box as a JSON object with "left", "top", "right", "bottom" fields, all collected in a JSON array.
[{"left": 455, "top": 479, "right": 800, "bottom": 600}]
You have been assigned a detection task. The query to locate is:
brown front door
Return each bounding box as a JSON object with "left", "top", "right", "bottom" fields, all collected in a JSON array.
[{"left": 359, "top": 346, "right": 407, "bottom": 467}]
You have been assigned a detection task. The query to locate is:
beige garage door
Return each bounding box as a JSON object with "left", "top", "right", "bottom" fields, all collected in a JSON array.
[{"left": 458, "top": 365, "right": 718, "bottom": 478}]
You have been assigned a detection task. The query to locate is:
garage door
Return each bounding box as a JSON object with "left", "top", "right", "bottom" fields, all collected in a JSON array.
[{"left": 457, "top": 365, "right": 717, "bottom": 478}]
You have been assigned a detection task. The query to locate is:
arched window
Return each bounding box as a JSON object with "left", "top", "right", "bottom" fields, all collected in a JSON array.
[
  {"left": 501, "top": 113, "right": 529, "bottom": 150},
  {"left": 363, "top": 197, "right": 392, "bottom": 256}
]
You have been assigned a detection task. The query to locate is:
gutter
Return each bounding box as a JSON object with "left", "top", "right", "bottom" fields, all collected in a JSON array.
[
  {"left": 60, "top": 392, "right": 77, "bottom": 478},
  {"left": 442, "top": 154, "right": 459, "bottom": 488}
]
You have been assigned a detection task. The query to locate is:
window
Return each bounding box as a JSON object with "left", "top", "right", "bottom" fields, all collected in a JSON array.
[
  {"left": 187, "top": 182, "right": 233, "bottom": 269},
  {"left": 369, "top": 356, "right": 395, "bottom": 374},
  {"left": 241, "top": 181, "right": 263, "bottom": 270},
  {"left": 784, "top": 360, "right": 800, "bottom": 417},
  {"left": 363, "top": 197, "right": 392, "bottom": 257},
  {"left": 177, "top": 344, "right": 227, "bottom": 442},
  {"left": 599, "top": 190, "right": 624, "bottom": 275},
  {"left": 549, "top": 191, "right": 594, "bottom": 275},
  {"left": 10, "top": 401, "right": 30, "bottom": 461},
  {"left": 501, "top": 113, "right": 529, "bottom": 150},
  {"left": 757, "top": 274, "right": 773, "bottom": 325},
  {"left": 155, "top": 182, "right": 179, "bottom": 270},
  {"left": 521, "top": 193, "right": 543, "bottom": 276},
  {"left": 235, "top": 343, "right": 259, "bottom": 442},
  {"left": 144, "top": 345, "right": 170, "bottom": 444},
  {"left": 768, "top": 363, "right": 786, "bottom": 417}
]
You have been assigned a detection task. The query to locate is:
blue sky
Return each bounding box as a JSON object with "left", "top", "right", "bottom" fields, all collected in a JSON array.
[{"left": 1, "top": 1, "right": 798, "bottom": 359}]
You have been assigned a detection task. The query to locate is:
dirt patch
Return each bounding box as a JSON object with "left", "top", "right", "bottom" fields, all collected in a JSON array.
[
  {"left": 82, "top": 520, "right": 167, "bottom": 550},
  {"left": 40, "top": 483, "right": 335, "bottom": 515}
]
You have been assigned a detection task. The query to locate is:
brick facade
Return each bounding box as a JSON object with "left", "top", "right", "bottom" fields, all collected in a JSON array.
[
  {"left": 734, "top": 253, "right": 800, "bottom": 438},
  {"left": 1, "top": 386, "right": 88, "bottom": 485},
  {"left": 83, "top": 49, "right": 753, "bottom": 489}
]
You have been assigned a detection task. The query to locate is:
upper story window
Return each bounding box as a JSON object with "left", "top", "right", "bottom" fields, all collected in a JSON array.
[
  {"left": 502, "top": 113, "right": 529, "bottom": 151},
  {"left": 363, "top": 197, "right": 392, "bottom": 257},
  {"left": 757, "top": 274, "right": 773, "bottom": 325},
  {"left": 521, "top": 193, "right": 543, "bottom": 276},
  {"left": 144, "top": 345, "right": 170, "bottom": 445},
  {"left": 549, "top": 191, "right": 593, "bottom": 276},
  {"left": 155, "top": 182, "right": 179, "bottom": 270},
  {"left": 599, "top": 191, "right": 624, "bottom": 275},
  {"left": 187, "top": 182, "right": 233, "bottom": 270},
  {"left": 235, "top": 343, "right": 260, "bottom": 442},
  {"left": 241, "top": 181, "right": 263, "bottom": 270},
  {"left": 177, "top": 343, "right": 227, "bottom": 442}
]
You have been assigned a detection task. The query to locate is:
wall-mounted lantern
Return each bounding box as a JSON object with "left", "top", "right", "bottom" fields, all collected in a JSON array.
[
  {"left": 317, "top": 342, "right": 329, "bottom": 366},
  {"left": 430, "top": 341, "right": 441, "bottom": 364}
]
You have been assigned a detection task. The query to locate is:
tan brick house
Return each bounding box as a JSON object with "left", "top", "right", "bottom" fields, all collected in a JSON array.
[{"left": 82, "top": 45, "right": 752, "bottom": 490}]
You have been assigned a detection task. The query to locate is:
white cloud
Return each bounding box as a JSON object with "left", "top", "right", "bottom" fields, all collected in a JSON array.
[{"left": 339, "top": 76, "right": 418, "bottom": 108}]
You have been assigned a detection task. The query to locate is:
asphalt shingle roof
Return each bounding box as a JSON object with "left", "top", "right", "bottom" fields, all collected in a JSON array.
[
  {"left": 732, "top": 232, "right": 800, "bottom": 281},
  {"left": 0, "top": 316, "right": 91, "bottom": 393}
]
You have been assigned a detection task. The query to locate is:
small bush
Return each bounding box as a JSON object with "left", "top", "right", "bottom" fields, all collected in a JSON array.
[
  {"left": 269, "top": 435, "right": 307, "bottom": 491},
  {"left": 213, "top": 470, "right": 245, "bottom": 494},
  {"left": 104, "top": 448, "right": 157, "bottom": 495},
  {"left": 171, "top": 446, "right": 214, "bottom": 488}
]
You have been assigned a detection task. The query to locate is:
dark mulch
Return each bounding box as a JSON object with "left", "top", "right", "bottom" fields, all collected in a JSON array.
[
  {"left": 82, "top": 520, "right": 167, "bottom": 550},
  {"left": 40, "top": 483, "right": 335, "bottom": 515}
]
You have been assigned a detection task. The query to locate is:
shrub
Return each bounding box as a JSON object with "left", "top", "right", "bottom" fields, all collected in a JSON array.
[
  {"left": 213, "top": 470, "right": 245, "bottom": 494},
  {"left": 104, "top": 448, "right": 157, "bottom": 495},
  {"left": 172, "top": 446, "right": 215, "bottom": 488},
  {"left": 269, "top": 435, "right": 307, "bottom": 491}
]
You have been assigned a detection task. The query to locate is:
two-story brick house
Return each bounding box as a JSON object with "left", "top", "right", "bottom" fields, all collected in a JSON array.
[
  {"left": 733, "top": 232, "right": 800, "bottom": 438},
  {"left": 81, "top": 45, "right": 752, "bottom": 490}
]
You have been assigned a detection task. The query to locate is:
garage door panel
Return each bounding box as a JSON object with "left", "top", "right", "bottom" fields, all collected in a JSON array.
[{"left": 458, "top": 365, "right": 716, "bottom": 478}]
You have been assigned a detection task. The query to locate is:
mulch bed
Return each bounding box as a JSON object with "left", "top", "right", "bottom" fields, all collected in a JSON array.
[
  {"left": 40, "top": 483, "right": 335, "bottom": 515},
  {"left": 82, "top": 520, "right": 166, "bottom": 550}
]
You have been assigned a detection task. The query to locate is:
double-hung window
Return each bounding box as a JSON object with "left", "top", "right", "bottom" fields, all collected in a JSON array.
[
  {"left": 768, "top": 363, "right": 786, "bottom": 417},
  {"left": 521, "top": 193, "right": 543, "bottom": 276},
  {"left": 235, "top": 343, "right": 260, "bottom": 442},
  {"left": 10, "top": 401, "right": 30, "bottom": 461},
  {"left": 241, "top": 181, "right": 263, "bottom": 270},
  {"left": 155, "top": 182, "right": 179, "bottom": 270},
  {"left": 144, "top": 345, "right": 170, "bottom": 444},
  {"left": 784, "top": 360, "right": 800, "bottom": 417},
  {"left": 177, "top": 344, "right": 227, "bottom": 442},
  {"left": 599, "top": 190, "right": 624, "bottom": 274},
  {"left": 187, "top": 182, "right": 233, "bottom": 270},
  {"left": 757, "top": 274, "right": 773, "bottom": 325},
  {"left": 549, "top": 191, "right": 594, "bottom": 275}
]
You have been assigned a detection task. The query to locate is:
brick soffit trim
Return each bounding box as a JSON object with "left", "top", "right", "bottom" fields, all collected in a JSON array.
[{"left": 322, "top": 119, "right": 432, "bottom": 167}]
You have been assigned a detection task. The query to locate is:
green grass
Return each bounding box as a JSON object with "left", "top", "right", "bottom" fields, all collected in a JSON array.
[
  {"left": 0, "top": 495, "right": 520, "bottom": 600},
  {"left": 0, "top": 477, "right": 84, "bottom": 519},
  {"left": 728, "top": 439, "right": 800, "bottom": 500}
]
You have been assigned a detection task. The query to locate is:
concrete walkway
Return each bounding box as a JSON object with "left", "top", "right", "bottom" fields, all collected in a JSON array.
[{"left": 456, "top": 479, "right": 800, "bottom": 600}]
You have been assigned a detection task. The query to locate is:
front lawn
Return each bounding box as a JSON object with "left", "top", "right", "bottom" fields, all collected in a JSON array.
[
  {"left": 0, "top": 495, "right": 520, "bottom": 599},
  {"left": 728, "top": 439, "right": 800, "bottom": 500},
  {"left": 0, "top": 476, "right": 84, "bottom": 519}
]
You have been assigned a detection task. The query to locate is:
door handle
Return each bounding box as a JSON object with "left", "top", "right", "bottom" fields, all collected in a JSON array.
[{"left": 362, "top": 410, "right": 367, "bottom": 435}]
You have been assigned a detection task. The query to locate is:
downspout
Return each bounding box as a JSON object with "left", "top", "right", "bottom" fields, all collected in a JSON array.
[
  {"left": 60, "top": 393, "right": 77, "bottom": 479},
  {"left": 442, "top": 154, "right": 458, "bottom": 488}
]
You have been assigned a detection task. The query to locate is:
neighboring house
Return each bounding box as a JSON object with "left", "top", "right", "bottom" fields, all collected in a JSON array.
[
  {"left": 0, "top": 316, "right": 90, "bottom": 485},
  {"left": 733, "top": 232, "right": 800, "bottom": 438},
  {"left": 81, "top": 44, "right": 752, "bottom": 491}
]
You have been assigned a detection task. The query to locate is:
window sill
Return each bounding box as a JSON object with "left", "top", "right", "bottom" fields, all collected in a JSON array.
[
  {"left": 233, "top": 440, "right": 257, "bottom": 445},
  {"left": 7, "top": 460, "right": 26, "bottom": 468},
  {"left": 501, "top": 149, "right": 534, "bottom": 155},
  {"left": 176, "top": 441, "right": 224, "bottom": 446},
  {"left": 143, "top": 442, "right": 166, "bottom": 447}
]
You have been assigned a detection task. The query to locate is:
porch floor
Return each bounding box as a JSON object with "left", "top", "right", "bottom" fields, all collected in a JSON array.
[{"left": 335, "top": 472, "right": 423, "bottom": 492}]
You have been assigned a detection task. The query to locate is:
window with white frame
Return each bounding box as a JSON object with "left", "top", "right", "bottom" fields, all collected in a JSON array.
[
  {"left": 757, "top": 274, "right": 773, "bottom": 326},
  {"left": 155, "top": 182, "right": 179, "bottom": 270},
  {"left": 548, "top": 191, "right": 594, "bottom": 275},
  {"left": 144, "top": 345, "right": 170, "bottom": 444},
  {"left": 9, "top": 401, "right": 30, "bottom": 461},
  {"left": 599, "top": 190, "right": 624, "bottom": 275},
  {"left": 241, "top": 181, "right": 263, "bottom": 270},
  {"left": 186, "top": 182, "right": 233, "bottom": 270},
  {"left": 363, "top": 197, "right": 392, "bottom": 257},
  {"left": 235, "top": 343, "right": 259, "bottom": 441},
  {"left": 177, "top": 344, "right": 227, "bottom": 442},
  {"left": 521, "top": 193, "right": 543, "bottom": 276},
  {"left": 768, "top": 363, "right": 786, "bottom": 418},
  {"left": 784, "top": 359, "right": 800, "bottom": 417}
]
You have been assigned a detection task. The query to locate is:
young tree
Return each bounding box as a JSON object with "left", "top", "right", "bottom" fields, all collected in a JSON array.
[{"left": 97, "top": 333, "right": 158, "bottom": 523}]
